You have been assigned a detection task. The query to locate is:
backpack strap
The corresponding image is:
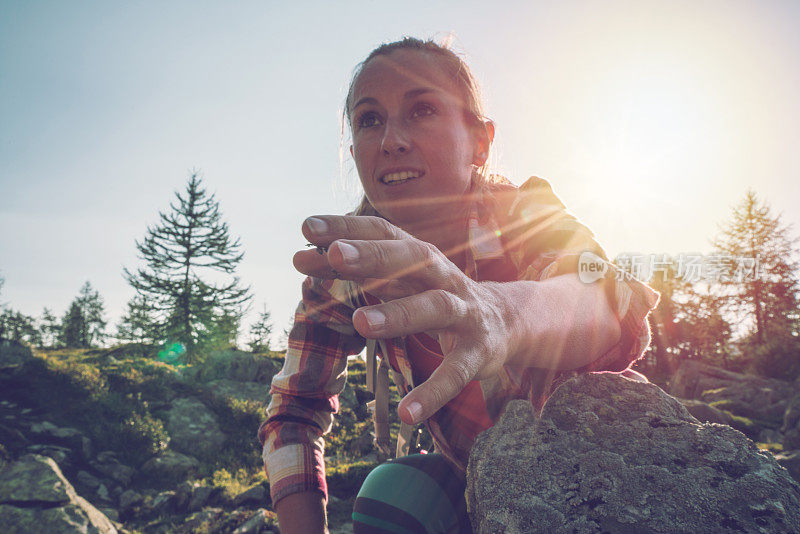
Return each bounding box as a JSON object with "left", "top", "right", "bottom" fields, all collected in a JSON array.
[{"left": 365, "top": 338, "right": 414, "bottom": 460}]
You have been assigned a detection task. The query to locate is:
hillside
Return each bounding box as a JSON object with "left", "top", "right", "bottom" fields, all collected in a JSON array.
[{"left": 0, "top": 341, "right": 396, "bottom": 533}]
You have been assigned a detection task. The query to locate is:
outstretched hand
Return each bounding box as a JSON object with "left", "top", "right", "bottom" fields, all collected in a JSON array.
[{"left": 293, "top": 215, "right": 520, "bottom": 426}]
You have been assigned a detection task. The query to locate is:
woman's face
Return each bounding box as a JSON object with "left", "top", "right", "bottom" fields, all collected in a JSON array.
[{"left": 349, "top": 49, "right": 482, "bottom": 230}]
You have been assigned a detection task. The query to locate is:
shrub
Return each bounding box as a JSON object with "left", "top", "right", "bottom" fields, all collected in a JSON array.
[{"left": 746, "top": 337, "right": 800, "bottom": 381}]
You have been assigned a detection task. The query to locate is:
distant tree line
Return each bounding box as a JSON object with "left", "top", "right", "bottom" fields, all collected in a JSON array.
[
  {"left": 635, "top": 189, "right": 800, "bottom": 382},
  {"left": 0, "top": 280, "right": 106, "bottom": 349},
  {"left": 4, "top": 176, "right": 797, "bottom": 377}
]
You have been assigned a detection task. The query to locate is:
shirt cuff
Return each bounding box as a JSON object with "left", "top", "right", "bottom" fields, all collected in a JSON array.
[
  {"left": 263, "top": 442, "right": 328, "bottom": 504},
  {"left": 587, "top": 264, "right": 660, "bottom": 372}
]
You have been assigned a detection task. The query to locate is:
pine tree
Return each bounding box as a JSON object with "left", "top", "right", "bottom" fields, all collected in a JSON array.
[
  {"left": 58, "top": 282, "right": 107, "bottom": 348},
  {"left": 123, "top": 173, "right": 251, "bottom": 357},
  {"left": 116, "top": 295, "right": 157, "bottom": 345},
  {"left": 711, "top": 190, "right": 800, "bottom": 343},
  {"left": 59, "top": 302, "right": 85, "bottom": 348},
  {"left": 39, "top": 307, "right": 60, "bottom": 348},
  {"left": 0, "top": 309, "right": 38, "bottom": 344},
  {"left": 248, "top": 304, "right": 273, "bottom": 353}
]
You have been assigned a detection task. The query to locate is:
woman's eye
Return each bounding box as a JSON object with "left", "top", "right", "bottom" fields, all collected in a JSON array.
[
  {"left": 356, "top": 112, "right": 382, "bottom": 129},
  {"left": 411, "top": 103, "right": 436, "bottom": 119}
]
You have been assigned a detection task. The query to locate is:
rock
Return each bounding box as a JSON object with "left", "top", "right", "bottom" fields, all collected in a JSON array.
[
  {"left": 775, "top": 450, "right": 800, "bottom": 483},
  {"left": 174, "top": 481, "right": 193, "bottom": 511},
  {"left": 187, "top": 484, "right": 220, "bottom": 512},
  {"left": 0, "top": 423, "right": 30, "bottom": 454},
  {"left": 118, "top": 489, "right": 144, "bottom": 511},
  {"left": 206, "top": 378, "right": 268, "bottom": 404},
  {"left": 0, "top": 454, "right": 117, "bottom": 533},
  {"left": 77, "top": 470, "right": 102, "bottom": 490},
  {"left": 782, "top": 395, "right": 800, "bottom": 450},
  {"left": 232, "top": 508, "right": 277, "bottom": 534},
  {"left": 467, "top": 373, "right": 800, "bottom": 534},
  {"left": 26, "top": 444, "right": 74, "bottom": 471},
  {"left": 183, "top": 507, "right": 224, "bottom": 531},
  {"left": 29, "top": 421, "right": 92, "bottom": 460},
  {"left": 91, "top": 451, "right": 134, "bottom": 486},
  {"left": 96, "top": 484, "right": 111, "bottom": 503},
  {"left": 670, "top": 360, "right": 794, "bottom": 426},
  {"left": 0, "top": 453, "right": 76, "bottom": 505},
  {"left": 164, "top": 397, "right": 226, "bottom": 457},
  {"left": 140, "top": 451, "right": 200, "bottom": 486},
  {"left": 151, "top": 490, "right": 176, "bottom": 516},
  {"left": 234, "top": 482, "right": 268, "bottom": 508}
]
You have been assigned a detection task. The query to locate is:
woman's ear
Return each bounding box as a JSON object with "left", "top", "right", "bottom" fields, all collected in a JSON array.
[{"left": 472, "top": 120, "right": 495, "bottom": 167}]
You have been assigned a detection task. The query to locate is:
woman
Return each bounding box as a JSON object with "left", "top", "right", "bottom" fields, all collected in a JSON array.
[{"left": 259, "top": 37, "right": 659, "bottom": 533}]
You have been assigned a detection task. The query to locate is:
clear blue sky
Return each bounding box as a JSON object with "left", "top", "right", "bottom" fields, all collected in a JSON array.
[{"left": 2, "top": 0, "right": 799, "bottom": 345}]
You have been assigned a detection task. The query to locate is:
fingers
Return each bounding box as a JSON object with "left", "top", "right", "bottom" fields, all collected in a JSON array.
[
  {"left": 327, "top": 239, "right": 454, "bottom": 288},
  {"left": 293, "top": 249, "right": 341, "bottom": 279},
  {"left": 302, "top": 215, "right": 407, "bottom": 246},
  {"left": 352, "top": 289, "right": 467, "bottom": 339},
  {"left": 397, "top": 351, "right": 481, "bottom": 425}
]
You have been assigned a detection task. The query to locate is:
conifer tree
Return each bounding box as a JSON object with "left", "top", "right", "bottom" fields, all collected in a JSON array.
[
  {"left": 0, "top": 309, "right": 38, "bottom": 344},
  {"left": 711, "top": 190, "right": 800, "bottom": 343},
  {"left": 248, "top": 304, "right": 273, "bottom": 353},
  {"left": 124, "top": 173, "right": 251, "bottom": 355},
  {"left": 116, "top": 295, "right": 157, "bottom": 345},
  {"left": 59, "top": 302, "right": 85, "bottom": 348},
  {"left": 59, "top": 282, "right": 106, "bottom": 347},
  {"left": 39, "top": 307, "right": 60, "bottom": 348}
]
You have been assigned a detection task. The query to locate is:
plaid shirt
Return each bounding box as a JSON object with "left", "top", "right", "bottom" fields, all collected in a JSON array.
[{"left": 259, "top": 176, "right": 660, "bottom": 504}]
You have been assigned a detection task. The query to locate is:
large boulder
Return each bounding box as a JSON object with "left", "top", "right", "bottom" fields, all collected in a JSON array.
[
  {"left": 670, "top": 360, "right": 794, "bottom": 427},
  {"left": 467, "top": 373, "right": 800, "bottom": 533},
  {"left": 0, "top": 454, "right": 116, "bottom": 533},
  {"left": 29, "top": 421, "right": 92, "bottom": 461},
  {"left": 140, "top": 450, "right": 200, "bottom": 486},
  {"left": 164, "top": 397, "right": 226, "bottom": 456}
]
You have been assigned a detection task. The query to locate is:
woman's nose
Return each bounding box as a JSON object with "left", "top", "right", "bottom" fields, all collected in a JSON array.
[{"left": 381, "top": 119, "right": 411, "bottom": 156}]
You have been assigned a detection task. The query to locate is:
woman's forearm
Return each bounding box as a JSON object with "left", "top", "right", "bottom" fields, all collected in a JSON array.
[
  {"left": 275, "top": 490, "right": 328, "bottom": 534},
  {"left": 487, "top": 273, "right": 621, "bottom": 371}
]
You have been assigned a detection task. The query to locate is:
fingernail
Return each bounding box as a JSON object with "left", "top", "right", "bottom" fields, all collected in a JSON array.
[
  {"left": 363, "top": 309, "right": 386, "bottom": 329},
  {"left": 337, "top": 242, "right": 359, "bottom": 264},
  {"left": 306, "top": 217, "right": 328, "bottom": 234},
  {"left": 406, "top": 401, "right": 422, "bottom": 423}
]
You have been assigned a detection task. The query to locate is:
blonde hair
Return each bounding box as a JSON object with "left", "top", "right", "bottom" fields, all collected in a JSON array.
[{"left": 342, "top": 36, "right": 497, "bottom": 216}]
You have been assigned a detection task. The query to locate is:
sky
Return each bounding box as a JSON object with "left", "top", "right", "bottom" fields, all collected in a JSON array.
[{"left": 1, "top": 0, "right": 799, "bottom": 346}]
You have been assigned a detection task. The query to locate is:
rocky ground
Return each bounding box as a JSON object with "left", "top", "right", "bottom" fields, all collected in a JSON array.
[
  {"left": 1, "top": 340, "right": 799, "bottom": 533},
  {"left": 0, "top": 341, "right": 384, "bottom": 533}
]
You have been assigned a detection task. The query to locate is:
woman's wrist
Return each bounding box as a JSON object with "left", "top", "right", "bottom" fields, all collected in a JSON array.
[{"left": 275, "top": 490, "right": 328, "bottom": 534}]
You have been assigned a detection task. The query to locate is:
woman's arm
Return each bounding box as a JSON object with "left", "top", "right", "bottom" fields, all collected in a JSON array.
[
  {"left": 294, "top": 215, "right": 655, "bottom": 426},
  {"left": 275, "top": 491, "right": 328, "bottom": 534},
  {"left": 259, "top": 275, "right": 365, "bottom": 530},
  {"left": 483, "top": 273, "right": 621, "bottom": 372}
]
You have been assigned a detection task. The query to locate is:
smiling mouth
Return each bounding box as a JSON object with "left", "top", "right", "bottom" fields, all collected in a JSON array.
[{"left": 380, "top": 170, "right": 423, "bottom": 185}]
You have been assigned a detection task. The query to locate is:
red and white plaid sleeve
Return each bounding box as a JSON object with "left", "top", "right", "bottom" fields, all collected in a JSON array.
[{"left": 258, "top": 276, "right": 365, "bottom": 504}]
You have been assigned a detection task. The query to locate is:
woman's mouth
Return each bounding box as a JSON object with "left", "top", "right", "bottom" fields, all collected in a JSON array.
[{"left": 380, "top": 170, "right": 423, "bottom": 185}]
